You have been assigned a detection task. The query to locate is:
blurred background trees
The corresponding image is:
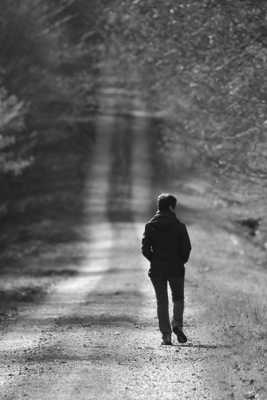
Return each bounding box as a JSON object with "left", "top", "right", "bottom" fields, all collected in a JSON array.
[
  {"left": 0, "top": 0, "right": 266, "bottom": 219},
  {"left": 0, "top": 0, "right": 100, "bottom": 217},
  {"left": 108, "top": 0, "right": 267, "bottom": 182}
]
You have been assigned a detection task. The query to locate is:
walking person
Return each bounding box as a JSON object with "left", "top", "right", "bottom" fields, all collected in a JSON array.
[{"left": 142, "top": 193, "right": 191, "bottom": 345}]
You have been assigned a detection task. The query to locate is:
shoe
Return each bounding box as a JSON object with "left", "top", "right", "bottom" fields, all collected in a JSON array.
[
  {"left": 173, "top": 327, "right": 187, "bottom": 343},
  {"left": 161, "top": 334, "right": 172, "bottom": 345}
]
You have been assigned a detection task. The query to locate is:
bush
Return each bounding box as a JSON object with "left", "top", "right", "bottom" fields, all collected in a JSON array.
[{"left": 0, "top": 87, "right": 33, "bottom": 177}]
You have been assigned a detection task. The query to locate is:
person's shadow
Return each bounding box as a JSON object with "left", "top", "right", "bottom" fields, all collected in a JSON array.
[{"left": 173, "top": 343, "right": 231, "bottom": 349}]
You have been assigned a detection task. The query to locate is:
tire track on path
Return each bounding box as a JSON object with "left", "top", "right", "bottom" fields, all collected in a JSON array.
[
  {"left": 1, "top": 85, "right": 157, "bottom": 399},
  {"left": 0, "top": 111, "right": 116, "bottom": 398}
]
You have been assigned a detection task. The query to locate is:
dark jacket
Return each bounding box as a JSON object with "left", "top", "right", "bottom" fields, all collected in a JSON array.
[{"left": 142, "top": 210, "right": 191, "bottom": 278}]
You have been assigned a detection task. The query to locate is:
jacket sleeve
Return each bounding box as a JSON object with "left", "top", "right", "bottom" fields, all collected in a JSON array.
[
  {"left": 141, "top": 224, "right": 153, "bottom": 261},
  {"left": 181, "top": 224, "right": 191, "bottom": 264}
]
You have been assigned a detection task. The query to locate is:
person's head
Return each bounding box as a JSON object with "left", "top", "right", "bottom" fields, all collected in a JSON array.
[{"left": 157, "top": 193, "right": 177, "bottom": 212}]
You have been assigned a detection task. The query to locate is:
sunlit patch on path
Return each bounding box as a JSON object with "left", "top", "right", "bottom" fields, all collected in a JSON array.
[
  {"left": 0, "top": 71, "right": 158, "bottom": 397},
  {"left": 0, "top": 110, "right": 117, "bottom": 396}
]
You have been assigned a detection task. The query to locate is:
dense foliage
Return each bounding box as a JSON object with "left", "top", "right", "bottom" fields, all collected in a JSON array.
[
  {"left": 0, "top": 0, "right": 101, "bottom": 215},
  {"left": 103, "top": 0, "right": 267, "bottom": 179},
  {"left": 0, "top": 0, "right": 266, "bottom": 218}
]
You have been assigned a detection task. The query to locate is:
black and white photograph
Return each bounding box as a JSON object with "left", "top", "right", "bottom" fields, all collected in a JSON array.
[{"left": 0, "top": 1, "right": 266, "bottom": 399}]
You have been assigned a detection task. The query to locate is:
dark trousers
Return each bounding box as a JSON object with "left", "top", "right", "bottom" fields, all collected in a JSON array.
[{"left": 150, "top": 275, "right": 184, "bottom": 335}]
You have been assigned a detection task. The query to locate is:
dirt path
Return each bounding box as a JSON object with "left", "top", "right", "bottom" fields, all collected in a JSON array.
[{"left": 1, "top": 96, "right": 266, "bottom": 399}]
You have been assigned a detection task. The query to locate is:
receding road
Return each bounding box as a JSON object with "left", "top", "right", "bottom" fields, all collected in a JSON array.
[{"left": 0, "top": 105, "right": 266, "bottom": 400}]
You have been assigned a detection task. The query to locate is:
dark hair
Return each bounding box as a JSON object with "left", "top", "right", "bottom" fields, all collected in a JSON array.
[{"left": 157, "top": 193, "right": 177, "bottom": 212}]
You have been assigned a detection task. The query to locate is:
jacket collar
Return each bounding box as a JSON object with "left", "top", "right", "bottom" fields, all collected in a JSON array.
[{"left": 156, "top": 210, "right": 176, "bottom": 217}]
